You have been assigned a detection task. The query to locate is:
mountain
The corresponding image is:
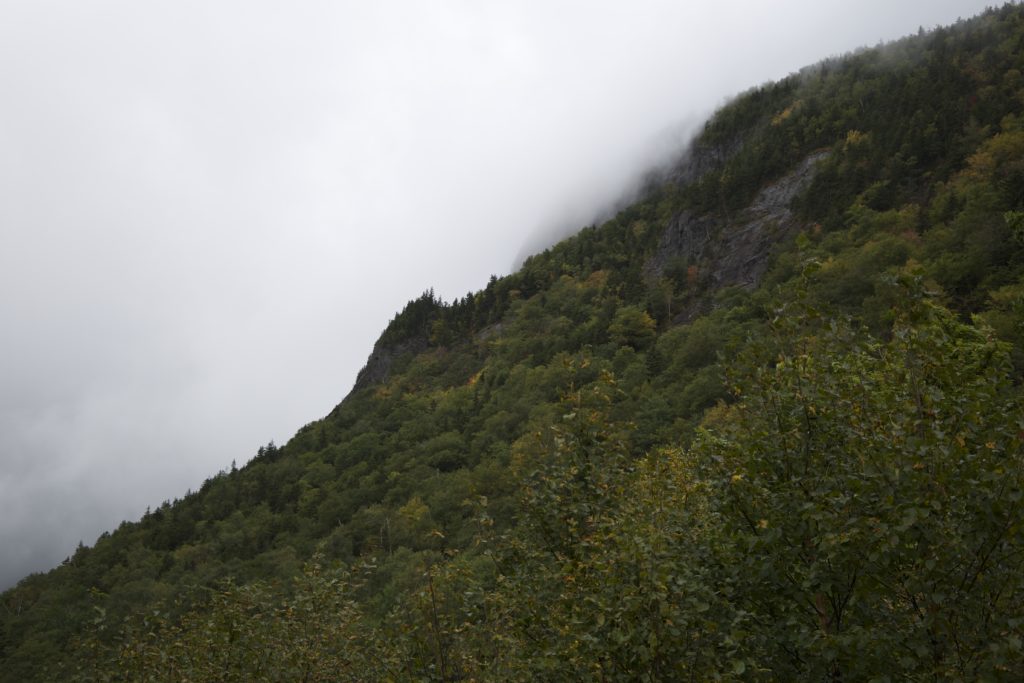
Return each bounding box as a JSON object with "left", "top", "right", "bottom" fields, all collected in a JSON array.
[{"left": 4, "top": 5, "right": 1024, "bottom": 680}]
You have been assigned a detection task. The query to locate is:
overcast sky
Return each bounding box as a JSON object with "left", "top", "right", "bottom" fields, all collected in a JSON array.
[{"left": 0, "top": 0, "right": 1000, "bottom": 590}]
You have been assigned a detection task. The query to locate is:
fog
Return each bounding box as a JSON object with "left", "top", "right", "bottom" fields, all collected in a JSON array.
[{"left": 0, "top": 0, "right": 998, "bottom": 589}]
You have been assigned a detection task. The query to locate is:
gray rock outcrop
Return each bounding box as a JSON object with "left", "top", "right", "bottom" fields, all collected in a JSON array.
[{"left": 647, "top": 150, "right": 828, "bottom": 320}]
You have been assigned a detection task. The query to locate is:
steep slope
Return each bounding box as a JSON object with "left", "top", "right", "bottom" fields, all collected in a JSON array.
[{"left": 4, "top": 5, "right": 1024, "bottom": 680}]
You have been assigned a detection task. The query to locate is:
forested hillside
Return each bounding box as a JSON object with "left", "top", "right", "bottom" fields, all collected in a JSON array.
[{"left": 4, "top": 5, "right": 1024, "bottom": 680}]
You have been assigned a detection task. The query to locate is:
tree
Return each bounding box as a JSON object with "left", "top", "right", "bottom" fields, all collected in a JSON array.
[
  {"left": 479, "top": 374, "right": 733, "bottom": 681},
  {"left": 609, "top": 305, "right": 657, "bottom": 350},
  {"left": 68, "top": 557, "right": 392, "bottom": 682},
  {"left": 699, "top": 285, "right": 1024, "bottom": 679}
]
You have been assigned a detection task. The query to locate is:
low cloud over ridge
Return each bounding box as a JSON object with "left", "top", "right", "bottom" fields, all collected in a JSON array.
[{"left": 0, "top": 0, "right": 996, "bottom": 589}]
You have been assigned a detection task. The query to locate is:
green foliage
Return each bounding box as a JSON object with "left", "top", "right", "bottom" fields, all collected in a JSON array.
[
  {"left": 700, "top": 287, "right": 1024, "bottom": 679},
  {"left": 478, "top": 380, "right": 732, "bottom": 680},
  {"left": 7, "top": 6, "right": 1024, "bottom": 680},
  {"left": 67, "top": 557, "right": 391, "bottom": 682},
  {"left": 609, "top": 305, "right": 657, "bottom": 349},
  {"left": 379, "top": 289, "right": 442, "bottom": 346}
]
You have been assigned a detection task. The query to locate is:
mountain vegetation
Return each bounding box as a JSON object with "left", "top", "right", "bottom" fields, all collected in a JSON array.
[{"left": 4, "top": 5, "right": 1024, "bottom": 680}]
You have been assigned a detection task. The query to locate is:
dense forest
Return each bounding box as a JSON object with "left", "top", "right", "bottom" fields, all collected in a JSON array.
[{"left": 4, "top": 4, "right": 1024, "bottom": 680}]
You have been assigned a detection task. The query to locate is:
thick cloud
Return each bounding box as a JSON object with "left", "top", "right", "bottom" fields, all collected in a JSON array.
[{"left": 0, "top": 0, "right": 997, "bottom": 589}]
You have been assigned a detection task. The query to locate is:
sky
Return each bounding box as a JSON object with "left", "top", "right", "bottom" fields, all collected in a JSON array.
[{"left": 0, "top": 0, "right": 1001, "bottom": 589}]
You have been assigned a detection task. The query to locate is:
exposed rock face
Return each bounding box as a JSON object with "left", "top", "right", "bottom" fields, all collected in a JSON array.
[
  {"left": 647, "top": 150, "right": 828, "bottom": 320},
  {"left": 352, "top": 152, "right": 826, "bottom": 393},
  {"left": 666, "top": 136, "right": 746, "bottom": 189},
  {"left": 474, "top": 322, "right": 504, "bottom": 343},
  {"left": 351, "top": 335, "right": 429, "bottom": 392}
]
